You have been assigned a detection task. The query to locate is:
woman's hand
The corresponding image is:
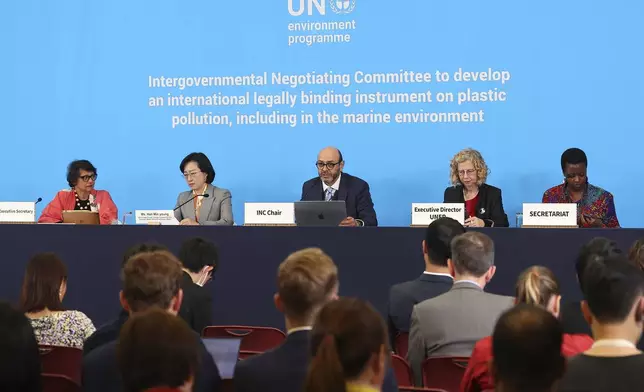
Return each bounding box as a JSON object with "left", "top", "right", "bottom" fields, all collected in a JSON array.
[{"left": 464, "top": 216, "right": 485, "bottom": 227}]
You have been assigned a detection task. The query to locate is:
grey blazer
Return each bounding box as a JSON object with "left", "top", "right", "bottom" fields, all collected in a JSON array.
[
  {"left": 174, "top": 184, "right": 234, "bottom": 226},
  {"left": 407, "top": 281, "right": 513, "bottom": 386}
]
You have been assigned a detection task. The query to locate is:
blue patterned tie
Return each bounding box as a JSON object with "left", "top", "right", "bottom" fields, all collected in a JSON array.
[{"left": 325, "top": 187, "right": 335, "bottom": 201}]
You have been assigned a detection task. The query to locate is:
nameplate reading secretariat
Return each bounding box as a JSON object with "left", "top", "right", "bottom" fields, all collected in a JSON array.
[
  {"left": 135, "top": 210, "right": 179, "bottom": 225},
  {"left": 244, "top": 203, "right": 295, "bottom": 225},
  {"left": 411, "top": 203, "right": 465, "bottom": 226},
  {"left": 0, "top": 202, "right": 36, "bottom": 223},
  {"left": 522, "top": 203, "right": 577, "bottom": 227}
]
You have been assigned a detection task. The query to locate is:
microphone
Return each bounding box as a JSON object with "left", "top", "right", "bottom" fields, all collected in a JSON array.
[
  {"left": 173, "top": 193, "right": 209, "bottom": 211},
  {"left": 35, "top": 197, "right": 42, "bottom": 205},
  {"left": 121, "top": 211, "right": 133, "bottom": 225}
]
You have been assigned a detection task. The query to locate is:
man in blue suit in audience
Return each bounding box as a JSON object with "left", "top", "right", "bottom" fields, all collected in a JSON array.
[
  {"left": 301, "top": 146, "right": 378, "bottom": 226},
  {"left": 387, "top": 217, "right": 464, "bottom": 346},
  {"left": 233, "top": 247, "right": 398, "bottom": 392}
]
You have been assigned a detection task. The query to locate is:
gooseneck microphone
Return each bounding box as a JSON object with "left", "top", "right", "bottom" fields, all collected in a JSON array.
[
  {"left": 35, "top": 197, "right": 42, "bottom": 205},
  {"left": 173, "top": 193, "right": 210, "bottom": 211}
]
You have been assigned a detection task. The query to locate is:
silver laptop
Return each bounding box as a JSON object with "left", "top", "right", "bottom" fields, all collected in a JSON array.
[
  {"left": 294, "top": 201, "right": 347, "bottom": 227},
  {"left": 202, "top": 337, "right": 242, "bottom": 379}
]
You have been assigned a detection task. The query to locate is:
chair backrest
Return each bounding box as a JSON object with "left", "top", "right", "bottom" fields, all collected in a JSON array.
[
  {"left": 38, "top": 345, "right": 83, "bottom": 386},
  {"left": 202, "top": 325, "right": 286, "bottom": 352},
  {"left": 399, "top": 388, "right": 449, "bottom": 392},
  {"left": 391, "top": 354, "right": 414, "bottom": 387},
  {"left": 422, "top": 356, "right": 469, "bottom": 392},
  {"left": 42, "top": 373, "right": 81, "bottom": 392},
  {"left": 238, "top": 350, "right": 263, "bottom": 360},
  {"left": 394, "top": 332, "right": 409, "bottom": 357}
]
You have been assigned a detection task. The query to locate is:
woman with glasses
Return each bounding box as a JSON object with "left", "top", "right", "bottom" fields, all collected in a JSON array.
[
  {"left": 174, "top": 152, "right": 233, "bottom": 225},
  {"left": 542, "top": 148, "right": 619, "bottom": 228},
  {"left": 38, "top": 159, "right": 118, "bottom": 224},
  {"left": 443, "top": 148, "right": 509, "bottom": 227}
]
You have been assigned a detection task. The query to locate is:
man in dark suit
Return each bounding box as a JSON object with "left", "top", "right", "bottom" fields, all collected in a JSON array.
[
  {"left": 178, "top": 237, "right": 217, "bottom": 334},
  {"left": 82, "top": 250, "right": 221, "bottom": 392},
  {"left": 233, "top": 248, "right": 398, "bottom": 392},
  {"left": 387, "top": 217, "right": 464, "bottom": 346},
  {"left": 301, "top": 146, "right": 377, "bottom": 226}
]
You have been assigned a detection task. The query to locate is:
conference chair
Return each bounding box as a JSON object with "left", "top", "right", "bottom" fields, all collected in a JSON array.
[
  {"left": 391, "top": 353, "right": 414, "bottom": 387},
  {"left": 238, "top": 350, "right": 262, "bottom": 360},
  {"left": 42, "top": 373, "right": 81, "bottom": 392},
  {"left": 421, "top": 356, "right": 469, "bottom": 392},
  {"left": 38, "top": 345, "right": 83, "bottom": 386},
  {"left": 395, "top": 332, "right": 410, "bottom": 357},
  {"left": 202, "top": 325, "right": 286, "bottom": 352}
]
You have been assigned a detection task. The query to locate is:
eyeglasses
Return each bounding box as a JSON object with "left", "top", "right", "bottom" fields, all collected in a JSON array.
[
  {"left": 316, "top": 161, "right": 341, "bottom": 170},
  {"left": 79, "top": 174, "right": 97, "bottom": 182},
  {"left": 458, "top": 169, "right": 476, "bottom": 177},
  {"left": 183, "top": 171, "right": 203, "bottom": 179}
]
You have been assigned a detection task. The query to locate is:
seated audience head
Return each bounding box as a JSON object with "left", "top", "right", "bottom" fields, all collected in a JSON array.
[
  {"left": 119, "top": 250, "right": 184, "bottom": 316},
  {"left": 515, "top": 266, "right": 561, "bottom": 317},
  {"left": 492, "top": 304, "right": 565, "bottom": 392},
  {"left": 118, "top": 308, "right": 199, "bottom": 392},
  {"left": 179, "top": 237, "right": 219, "bottom": 282},
  {"left": 629, "top": 238, "right": 644, "bottom": 272},
  {"left": 20, "top": 252, "right": 67, "bottom": 313},
  {"left": 575, "top": 237, "right": 621, "bottom": 292},
  {"left": 449, "top": 232, "right": 496, "bottom": 286},
  {"left": 275, "top": 248, "right": 338, "bottom": 328},
  {"left": 121, "top": 243, "right": 169, "bottom": 269},
  {"left": 306, "top": 297, "right": 388, "bottom": 392},
  {"left": 580, "top": 253, "right": 644, "bottom": 343},
  {"left": 422, "top": 217, "right": 466, "bottom": 270},
  {"left": 0, "top": 302, "right": 42, "bottom": 392}
]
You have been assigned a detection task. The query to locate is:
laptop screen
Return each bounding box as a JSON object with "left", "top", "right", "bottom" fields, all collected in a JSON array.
[{"left": 202, "top": 337, "right": 242, "bottom": 379}]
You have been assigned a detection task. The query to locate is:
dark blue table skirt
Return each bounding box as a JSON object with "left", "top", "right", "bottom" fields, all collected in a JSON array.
[{"left": 2, "top": 225, "right": 642, "bottom": 328}]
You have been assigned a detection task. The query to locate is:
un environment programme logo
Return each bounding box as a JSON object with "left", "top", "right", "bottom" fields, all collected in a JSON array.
[
  {"left": 329, "top": 0, "right": 356, "bottom": 14},
  {"left": 287, "top": 0, "right": 358, "bottom": 47}
]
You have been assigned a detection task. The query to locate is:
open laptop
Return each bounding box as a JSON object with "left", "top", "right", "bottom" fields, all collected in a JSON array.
[
  {"left": 202, "top": 337, "right": 242, "bottom": 379},
  {"left": 62, "top": 210, "right": 100, "bottom": 225},
  {"left": 294, "top": 201, "right": 347, "bottom": 227}
]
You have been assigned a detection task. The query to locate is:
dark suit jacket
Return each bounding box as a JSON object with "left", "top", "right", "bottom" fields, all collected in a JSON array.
[
  {"left": 233, "top": 330, "right": 398, "bottom": 392},
  {"left": 82, "top": 333, "right": 221, "bottom": 392},
  {"left": 443, "top": 183, "right": 509, "bottom": 227},
  {"left": 301, "top": 172, "right": 378, "bottom": 226},
  {"left": 83, "top": 311, "right": 129, "bottom": 356},
  {"left": 387, "top": 273, "right": 453, "bottom": 345},
  {"left": 179, "top": 272, "right": 213, "bottom": 334}
]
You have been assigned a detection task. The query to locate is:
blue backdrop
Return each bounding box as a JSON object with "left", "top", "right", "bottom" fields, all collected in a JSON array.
[{"left": 2, "top": 0, "right": 642, "bottom": 227}]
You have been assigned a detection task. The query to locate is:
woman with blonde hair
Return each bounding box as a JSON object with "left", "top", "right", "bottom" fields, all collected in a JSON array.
[
  {"left": 305, "top": 297, "right": 388, "bottom": 392},
  {"left": 460, "top": 266, "right": 593, "bottom": 392},
  {"left": 444, "top": 148, "right": 509, "bottom": 227}
]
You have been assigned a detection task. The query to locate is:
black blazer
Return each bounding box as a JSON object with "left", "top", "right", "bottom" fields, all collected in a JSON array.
[
  {"left": 233, "top": 330, "right": 398, "bottom": 392},
  {"left": 387, "top": 273, "right": 453, "bottom": 346},
  {"left": 301, "top": 172, "right": 378, "bottom": 226},
  {"left": 178, "top": 272, "right": 213, "bottom": 334},
  {"left": 443, "top": 183, "right": 509, "bottom": 227}
]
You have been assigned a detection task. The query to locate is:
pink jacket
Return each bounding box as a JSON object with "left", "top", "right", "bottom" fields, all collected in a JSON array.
[{"left": 38, "top": 189, "right": 118, "bottom": 225}]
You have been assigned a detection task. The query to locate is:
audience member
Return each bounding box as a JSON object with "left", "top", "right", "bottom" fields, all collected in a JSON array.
[
  {"left": 82, "top": 250, "right": 221, "bottom": 392},
  {"left": 628, "top": 238, "right": 644, "bottom": 272},
  {"left": 305, "top": 297, "right": 388, "bottom": 392},
  {"left": 117, "top": 308, "right": 199, "bottom": 392},
  {"left": 387, "top": 217, "right": 464, "bottom": 345},
  {"left": 558, "top": 253, "right": 644, "bottom": 392},
  {"left": 0, "top": 302, "right": 42, "bottom": 392},
  {"left": 560, "top": 237, "right": 622, "bottom": 336},
  {"left": 21, "top": 252, "right": 95, "bottom": 349},
  {"left": 461, "top": 266, "right": 592, "bottom": 392},
  {"left": 408, "top": 231, "right": 513, "bottom": 385},
  {"left": 492, "top": 304, "right": 565, "bottom": 392},
  {"left": 233, "top": 247, "right": 398, "bottom": 392},
  {"left": 177, "top": 237, "right": 218, "bottom": 333},
  {"left": 84, "top": 243, "right": 168, "bottom": 355}
]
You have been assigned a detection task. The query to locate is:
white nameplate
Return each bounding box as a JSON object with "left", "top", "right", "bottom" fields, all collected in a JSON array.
[
  {"left": 244, "top": 203, "right": 295, "bottom": 225},
  {"left": 0, "top": 202, "right": 36, "bottom": 223},
  {"left": 522, "top": 203, "right": 577, "bottom": 227},
  {"left": 135, "top": 210, "right": 179, "bottom": 225},
  {"left": 411, "top": 203, "right": 465, "bottom": 226}
]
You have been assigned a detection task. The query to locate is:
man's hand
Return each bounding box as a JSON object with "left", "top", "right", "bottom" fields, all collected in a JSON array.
[
  {"left": 180, "top": 218, "right": 199, "bottom": 226},
  {"left": 339, "top": 217, "right": 358, "bottom": 227}
]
